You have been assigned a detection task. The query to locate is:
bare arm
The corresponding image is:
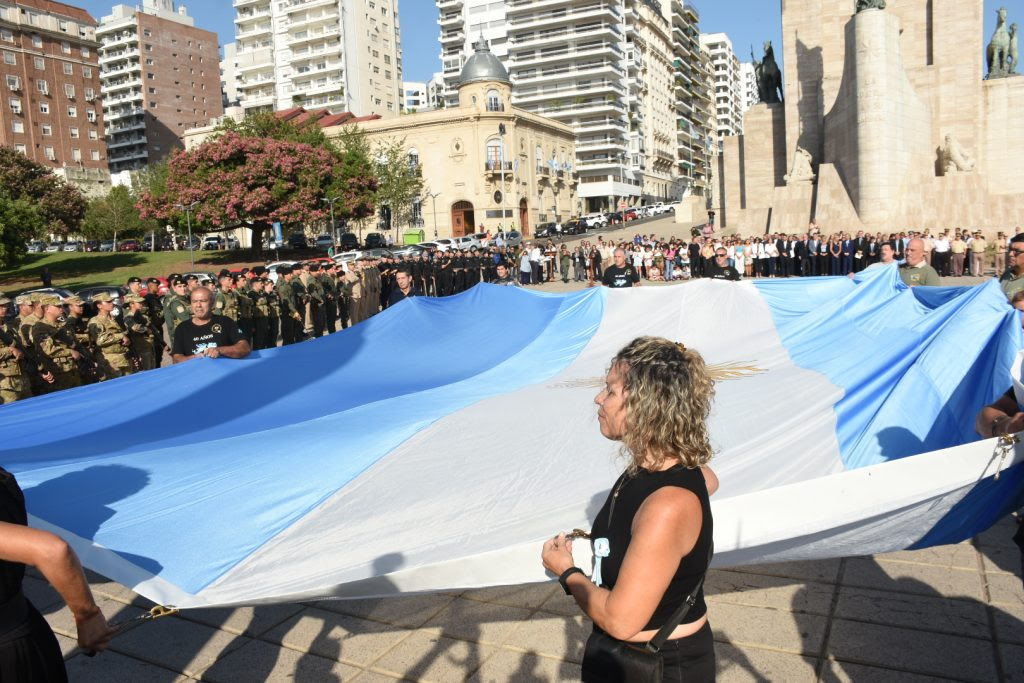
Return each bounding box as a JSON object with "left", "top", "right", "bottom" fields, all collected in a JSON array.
[
  {"left": 205, "top": 339, "right": 251, "bottom": 360},
  {"left": 543, "top": 487, "right": 702, "bottom": 640},
  {"left": 0, "top": 522, "right": 116, "bottom": 652},
  {"left": 701, "top": 466, "right": 719, "bottom": 496},
  {"left": 976, "top": 393, "right": 1024, "bottom": 438}
]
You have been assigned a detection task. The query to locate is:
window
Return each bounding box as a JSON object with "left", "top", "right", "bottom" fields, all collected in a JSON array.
[
  {"left": 91, "top": 149, "right": 99, "bottom": 161},
  {"left": 64, "top": 84, "right": 74, "bottom": 98},
  {"left": 8, "top": 97, "right": 19, "bottom": 113},
  {"left": 84, "top": 87, "right": 94, "bottom": 100},
  {"left": 63, "top": 62, "right": 73, "bottom": 75},
  {"left": 88, "top": 129, "right": 97, "bottom": 140},
  {"left": 31, "top": 34, "right": 42, "bottom": 48},
  {"left": 148, "top": 87, "right": 155, "bottom": 94},
  {"left": 44, "top": 146, "right": 55, "bottom": 160},
  {"left": 486, "top": 89, "right": 504, "bottom": 112},
  {"left": 86, "top": 109, "right": 95, "bottom": 121},
  {"left": 0, "top": 29, "right": 12, "bottom": 42},
  {"left": 144, "top": 44, "right": 152, "bottom": 52},
  {"left": 67, "top": 105, "right": 76, "bottom": 117},
  {"left": 145, "top": 58, "right": 154, "bottom": 65},
  {"left": 3, "top": 51, "right": 15, "bottom": 65},
  {"left": 5, "top": 75, "right": 18, "bottom": 90},
  {"left": 82, "top": 66, "right": 92, "bottom": 78},
  {"left": 41, "top": 123, "right": 51, "bottom": 135},
  {"left": 14, "top": 143, "right": 26, "bottom": 154},
  {"left": 69, "top": 126, "right": 79, "bottom": 138},
  {"left": 58, "top": 19, "right": 68, "bottom": 32},
  {"left": 71, "top": 148, "right": 81, "bottom": 161},
  {"left": 60, "top": 41, "right": 71, "bottom": 54},
  {"left": 147, "top": 72, "right": 154, "bottom": 79},
  {"left": 39, "top": 102, "right": 48, "bottom": 113},
  {"left": 11, "top": 120, "right": 23, "bottom": 133},
  {"left": 33, "top": 57, "right": 44, "bottom": 70},
  {"left": 143, "top": 29, "right": 151, "bottom": 37},
  {"left": 36, "top": 79, "right": 47, "bottom": 94},
  {"left": 80, "top": 46, "right": 89, "bottom": 58}
]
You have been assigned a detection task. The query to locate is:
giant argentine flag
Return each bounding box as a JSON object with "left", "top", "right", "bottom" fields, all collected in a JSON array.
[{"left": 2, "top": 265, "right": 1023, "bottom": 609}]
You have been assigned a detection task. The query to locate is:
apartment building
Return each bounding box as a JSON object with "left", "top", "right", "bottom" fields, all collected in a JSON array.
[
  {"left": 663, "top": 0, "right": 712, "bottom": 199},
  {"left": 700, "top": 31, "right": 743, "bottom": 139},
  {"left": 222, "top": 41, "right": 238, "bottom": 106},
  {"left": 0, "top": 0, "right": 109, "bottom": 194},
  {"left": 436, "top": 0, "right": 711, "bottom": 211},
  {"left": 97, "top": 1, "right": 222, "bottom": 174},
  {"left": 232, "top": 0, "right": 402, "bottom": 118},
  {"left": 739, "top": 60, "right": 757, "bottom": 113},
  {"left": 401, "top": 80, "right": 426, "bottom": 111}
]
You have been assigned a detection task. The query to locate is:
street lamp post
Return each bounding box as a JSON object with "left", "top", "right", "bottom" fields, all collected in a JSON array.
[
  {"left": 322, "top": 196, "right": 342, "bottom": 244},
  {"left": 499, "top": 123, "right": 507, "bottom": 237},
  {"left": 173, "top": 200, "right": 199, "bottom": 269},
  {"left": 425, "top": 190, "right": 441, "bottom": 239}
]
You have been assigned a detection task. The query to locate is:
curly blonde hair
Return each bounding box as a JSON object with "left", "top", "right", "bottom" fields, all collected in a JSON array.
[{"left": 611, "top": 336, "right": 715, "bottom": 473}]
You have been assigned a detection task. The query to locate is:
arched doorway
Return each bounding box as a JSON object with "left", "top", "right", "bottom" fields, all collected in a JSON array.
[
  {"left": 519, "top": 198, "right": 529, "bottom": 236},
  {"left": 451, "top": 200, "right": 474, "bottom": 237}
]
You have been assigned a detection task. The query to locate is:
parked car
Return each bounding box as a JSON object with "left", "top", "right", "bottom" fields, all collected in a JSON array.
[
  {"left": 582, "top": 213, "right": 608, "bottom": 228},
  {"left": 226, "top": 235, "right": 240, "bottom": 249},
  {"left": 433, "top": 238, "right": 455, "bottom": 252},
  {"left": 416, "top": 241, "right": 441, "bottom": 252},
  {"left": 472, "top": 232, "right": 489, "bottom": 246},
  {"left": 179, "top": 235, "right": 201, "bottom": 251},
  {"left": 45, "top": 242, "right": 62, "bottom": 253},
  {"left": 98, "top": 240, "right": 115, "bottom": 252},
  {"left": 63, "top": 241, "right": 81, "bottom": 252},
  {"left": 120, "top": 239, "right": 141, "bottom": 252},
  {"left": 535, "top": 223, "right": 558, "bottom": 238},
  {"left": 453, "top": 235, "right": 480, "bottom": 251},
  {"left": 83, "top": 240, "right": 100, "bottom": 252},
  {"left": 493, "top": 230, "right": 523, "bottom": 247},
  {"left": 141, "top": 236, "right": 163, "bottom": 251},
  {"left": 265, "top": 261, "right": 297, "bottom": 283},
  {"left": 623, "top": 209, "right": 638, "bottom": 221},
  {"left": 562, "top": 220, "right": 588, "bottom": 235},
  {"left": 338, "top": 232, "right": 359, "bottom": 250},
  {"left": 364, "top": 232, "right": 386, "bottom": 249},
  {"left": 26, "top": 240, "right": 44, "bottom": 253},
  {"left": 286, "top": 233, "right": 308, "bottom": 249},
  {"left": 75, "top": 285, "right": 127, "bottom": 318},
  {"left": 202, "top": 235, "right": 224, "bottom": 250},
  {"left": 20, "top": 287, "right": 74, "bottom": 302},
  {"left": 314, "top": 234, "right": 335, "bottom": 250}
]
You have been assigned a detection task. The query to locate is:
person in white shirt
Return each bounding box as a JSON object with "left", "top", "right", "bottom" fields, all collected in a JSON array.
[
  {"left": 529, "top": 244, "right": 543, "bottom": 284},
  {"left": 932, "top": 233, "right": 950, "bottom": 276}
]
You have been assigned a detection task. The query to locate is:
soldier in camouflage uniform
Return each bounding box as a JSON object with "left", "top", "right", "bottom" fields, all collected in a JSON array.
[
  {"left": 213, "top": 272, "right": 240, "bottom": 325},
  {"left": 124, "top": 294, "right": 156, "bottom": 371},
  {"left": 163, "top": 278, "right": 192, "bottom": 344},
  {"left": 144, "top": 278, "right": 165, "bottom": 367},
  {"left": 306, "top": 263, "right": 326, "bottom": 337},
  {"left": 15, "top": 294, "right": 50, "bottom": 394},
  {"left": 319, "top": 263, "right": 339, "bottom": 334},
  {"left": 31, "top": 295, "right": 82, "bottom": 393},
  {"left": 88, "top": 292, "right": 133, "bottom": 380},
  {"left": 292, "top": 265, "right": 312, "bottom": 336},
  {"left": 0, "top": 296, "right": 31, "bottom": 404},
  {"left": 63, "top": 295, "right": 99, "bottom": 385},
  {"left": 276, "top": 266, "right": 303, "bottom": 345},
  {"left": 249, "top": 278, "right": 270, "bottom": 350},
  {"left": 264, "top": 278, "right": 281, "bottom": 347}
]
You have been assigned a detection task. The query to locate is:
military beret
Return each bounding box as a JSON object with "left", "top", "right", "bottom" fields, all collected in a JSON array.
[
  {"left": 167, "top": 272, "right": 181, "bottom": 281},
  {"left": 14, "top": 295, "right": 31, "bottom": 306},
  {"left": 0, "top": 296, "right": 10, "bottom": 306},
  {"left": 147, "top": 278, "right": 160, "bottom": 285},
  {"left": 309, "top": 263, "right": 321, "bottom": 272},
  {"left": 252, "top": 266, "right": 267, "bottom": 276},
  {"left": 64, "top": 295, "right": 84, "bottom": 305},
  {"left": 124, "top": 294, "right": 145, "bottom": 304},
  {"left": 170, "top": 278, "right": 186, "bottom": 286},
  {"left": 278, "top": 265, "right": 292, "bottom": 275},
  {"left": 218, "top": 269, "right": 232, "bottom": 278},
  {"left": 38, "top": 295, "right": 61, "bottom": 308},
  {"left": 126, "top": 276, "right": 142, "bottom": 285},
  {"left": 185, "top": 274, "right": 199, "bottom": 281},
  {"left": 91, "top": 292, "right": 114, "bottom": 303}
]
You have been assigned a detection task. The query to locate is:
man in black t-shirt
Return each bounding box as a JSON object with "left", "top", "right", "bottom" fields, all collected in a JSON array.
[
  {"left": 600, "top": 248, "right": 641, "bottom": 288},
  {"left": 706, "top": 247, "right": 741, "bottom": 281},
  {"left": 171, "top": 286, "right": 251, "bottom": 363}
]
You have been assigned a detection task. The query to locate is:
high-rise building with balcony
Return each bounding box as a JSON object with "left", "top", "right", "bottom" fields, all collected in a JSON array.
[
  {"left": 739, "top": 60, "right": 757, "bottom": 113},
  {"left": 435, "top": 0, "right": 709, "bottom": 212},
  {"left": 0, "top": 0, "right": 110, "bottom": 194},
  {"left": 663, "top": 0, "right": 713, "bottom": 200},
  {"left": 700, "top": 31, "right": 743, "bottom": 139},
  {"left": 231, "top": 0, "right": 402, "bottom": 118},
  {"left": 97, "top": 1, "right": 222, "bottom": 174}
]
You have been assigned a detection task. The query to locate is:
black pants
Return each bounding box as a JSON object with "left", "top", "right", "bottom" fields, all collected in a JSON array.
[
  {"left": 581, "top": 621, "right": 715, "bottom": 682},
  {"left": 324, "top": 300, "right": 337, "bottom": 333},
  {"left": 281, "top": 315, "right": 302, "bottom": 345},
  {"left": 311, "top": 303, "right": 325, "bottom": 337},
  {"left": 253, "top": 317, "right": 269, "bottom": 350},
  {"left": 268, "top": 316, "right": 280, "bottom": 346}
]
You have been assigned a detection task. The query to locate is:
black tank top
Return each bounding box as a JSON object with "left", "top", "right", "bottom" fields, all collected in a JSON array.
[
  {"left": 0, "top": 467, "right": 27, "bottom": 603},
  {"left": 590, "top": 464, "right": 713, "bottom": 631}
]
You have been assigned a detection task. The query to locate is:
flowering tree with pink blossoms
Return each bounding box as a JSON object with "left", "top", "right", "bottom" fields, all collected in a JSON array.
[{"left": 138, "top": 127, "right": 375, "bottom": 257}]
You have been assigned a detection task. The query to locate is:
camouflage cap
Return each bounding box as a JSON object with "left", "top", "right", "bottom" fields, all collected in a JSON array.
[
  {"left": 14, "top": 294, "right": 32, "bottom": 306},
  {"left": 91, "top": 292, "right": 114, "bottom": 304},
  {"left": 28, "top": 292, "right": 47, "bottom": 303},
  {"left": 38, "top": 295, "right": 62, "bottom": 308},
  {"left": 0, "top": 296, "right": 10, "bottom": 306},
  {"left": 124, "top": 294, "right": 145, "bottom": 304},
  {"left": 64, "top": 295, "right": 84, "bottom": 306}
]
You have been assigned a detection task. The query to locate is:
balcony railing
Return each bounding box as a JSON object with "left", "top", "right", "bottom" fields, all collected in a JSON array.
[{"left": 485, "top": 161, "right": 513, "bottom": 173}]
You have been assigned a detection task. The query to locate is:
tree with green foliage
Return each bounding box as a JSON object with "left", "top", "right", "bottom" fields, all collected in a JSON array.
[
  {"left": 137, "top": 115, "right": 377, "bottom": 256},
  {"left": 0, "top": 191, "right": 46, "bottom": 270},
  {"left": 373, "top": 137, "right": 424, "bottom": 241},
  {"left": 0, "top": 147, "right": 86, "bottom": 238},
  {"left": 329, "top": 125, "right": 377, "bottom": 230},
  {"left": 81, "top": 185, "right": 158, "bottom": 243}
]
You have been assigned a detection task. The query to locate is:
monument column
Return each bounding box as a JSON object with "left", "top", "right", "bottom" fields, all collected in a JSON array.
[{"left": 823, "top": 8, "right": 932, "bottom": 227}]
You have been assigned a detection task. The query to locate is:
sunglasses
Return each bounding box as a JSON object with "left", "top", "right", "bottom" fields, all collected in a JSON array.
[{"left": 1010, "top": 249, "right": 1024, "bottom": 256}]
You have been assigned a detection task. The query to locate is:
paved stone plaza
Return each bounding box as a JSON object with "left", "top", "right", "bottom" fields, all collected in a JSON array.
[{"left": 24, "top": 513, "right": 1022, "bottom": 682}]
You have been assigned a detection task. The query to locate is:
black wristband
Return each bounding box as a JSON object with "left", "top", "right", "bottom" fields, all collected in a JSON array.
[{"left": 559, "top": 566, "right": 585, "bottom": 595}]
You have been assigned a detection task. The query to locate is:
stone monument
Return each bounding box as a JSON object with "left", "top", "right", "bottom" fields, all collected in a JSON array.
[
  {"left": 717, "top": 0, "right": 1024, "bottom": 236},
  {"left": 752, "top": 41, "right": 784, "bottom": 104},
  {"left": 987, "top": 7, "right": 1012, "bottom": 78}
]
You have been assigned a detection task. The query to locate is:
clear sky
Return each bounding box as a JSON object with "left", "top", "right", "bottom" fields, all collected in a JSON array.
[{"left": 76, "top": 1, "right": 1004, "bottom": 85}]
